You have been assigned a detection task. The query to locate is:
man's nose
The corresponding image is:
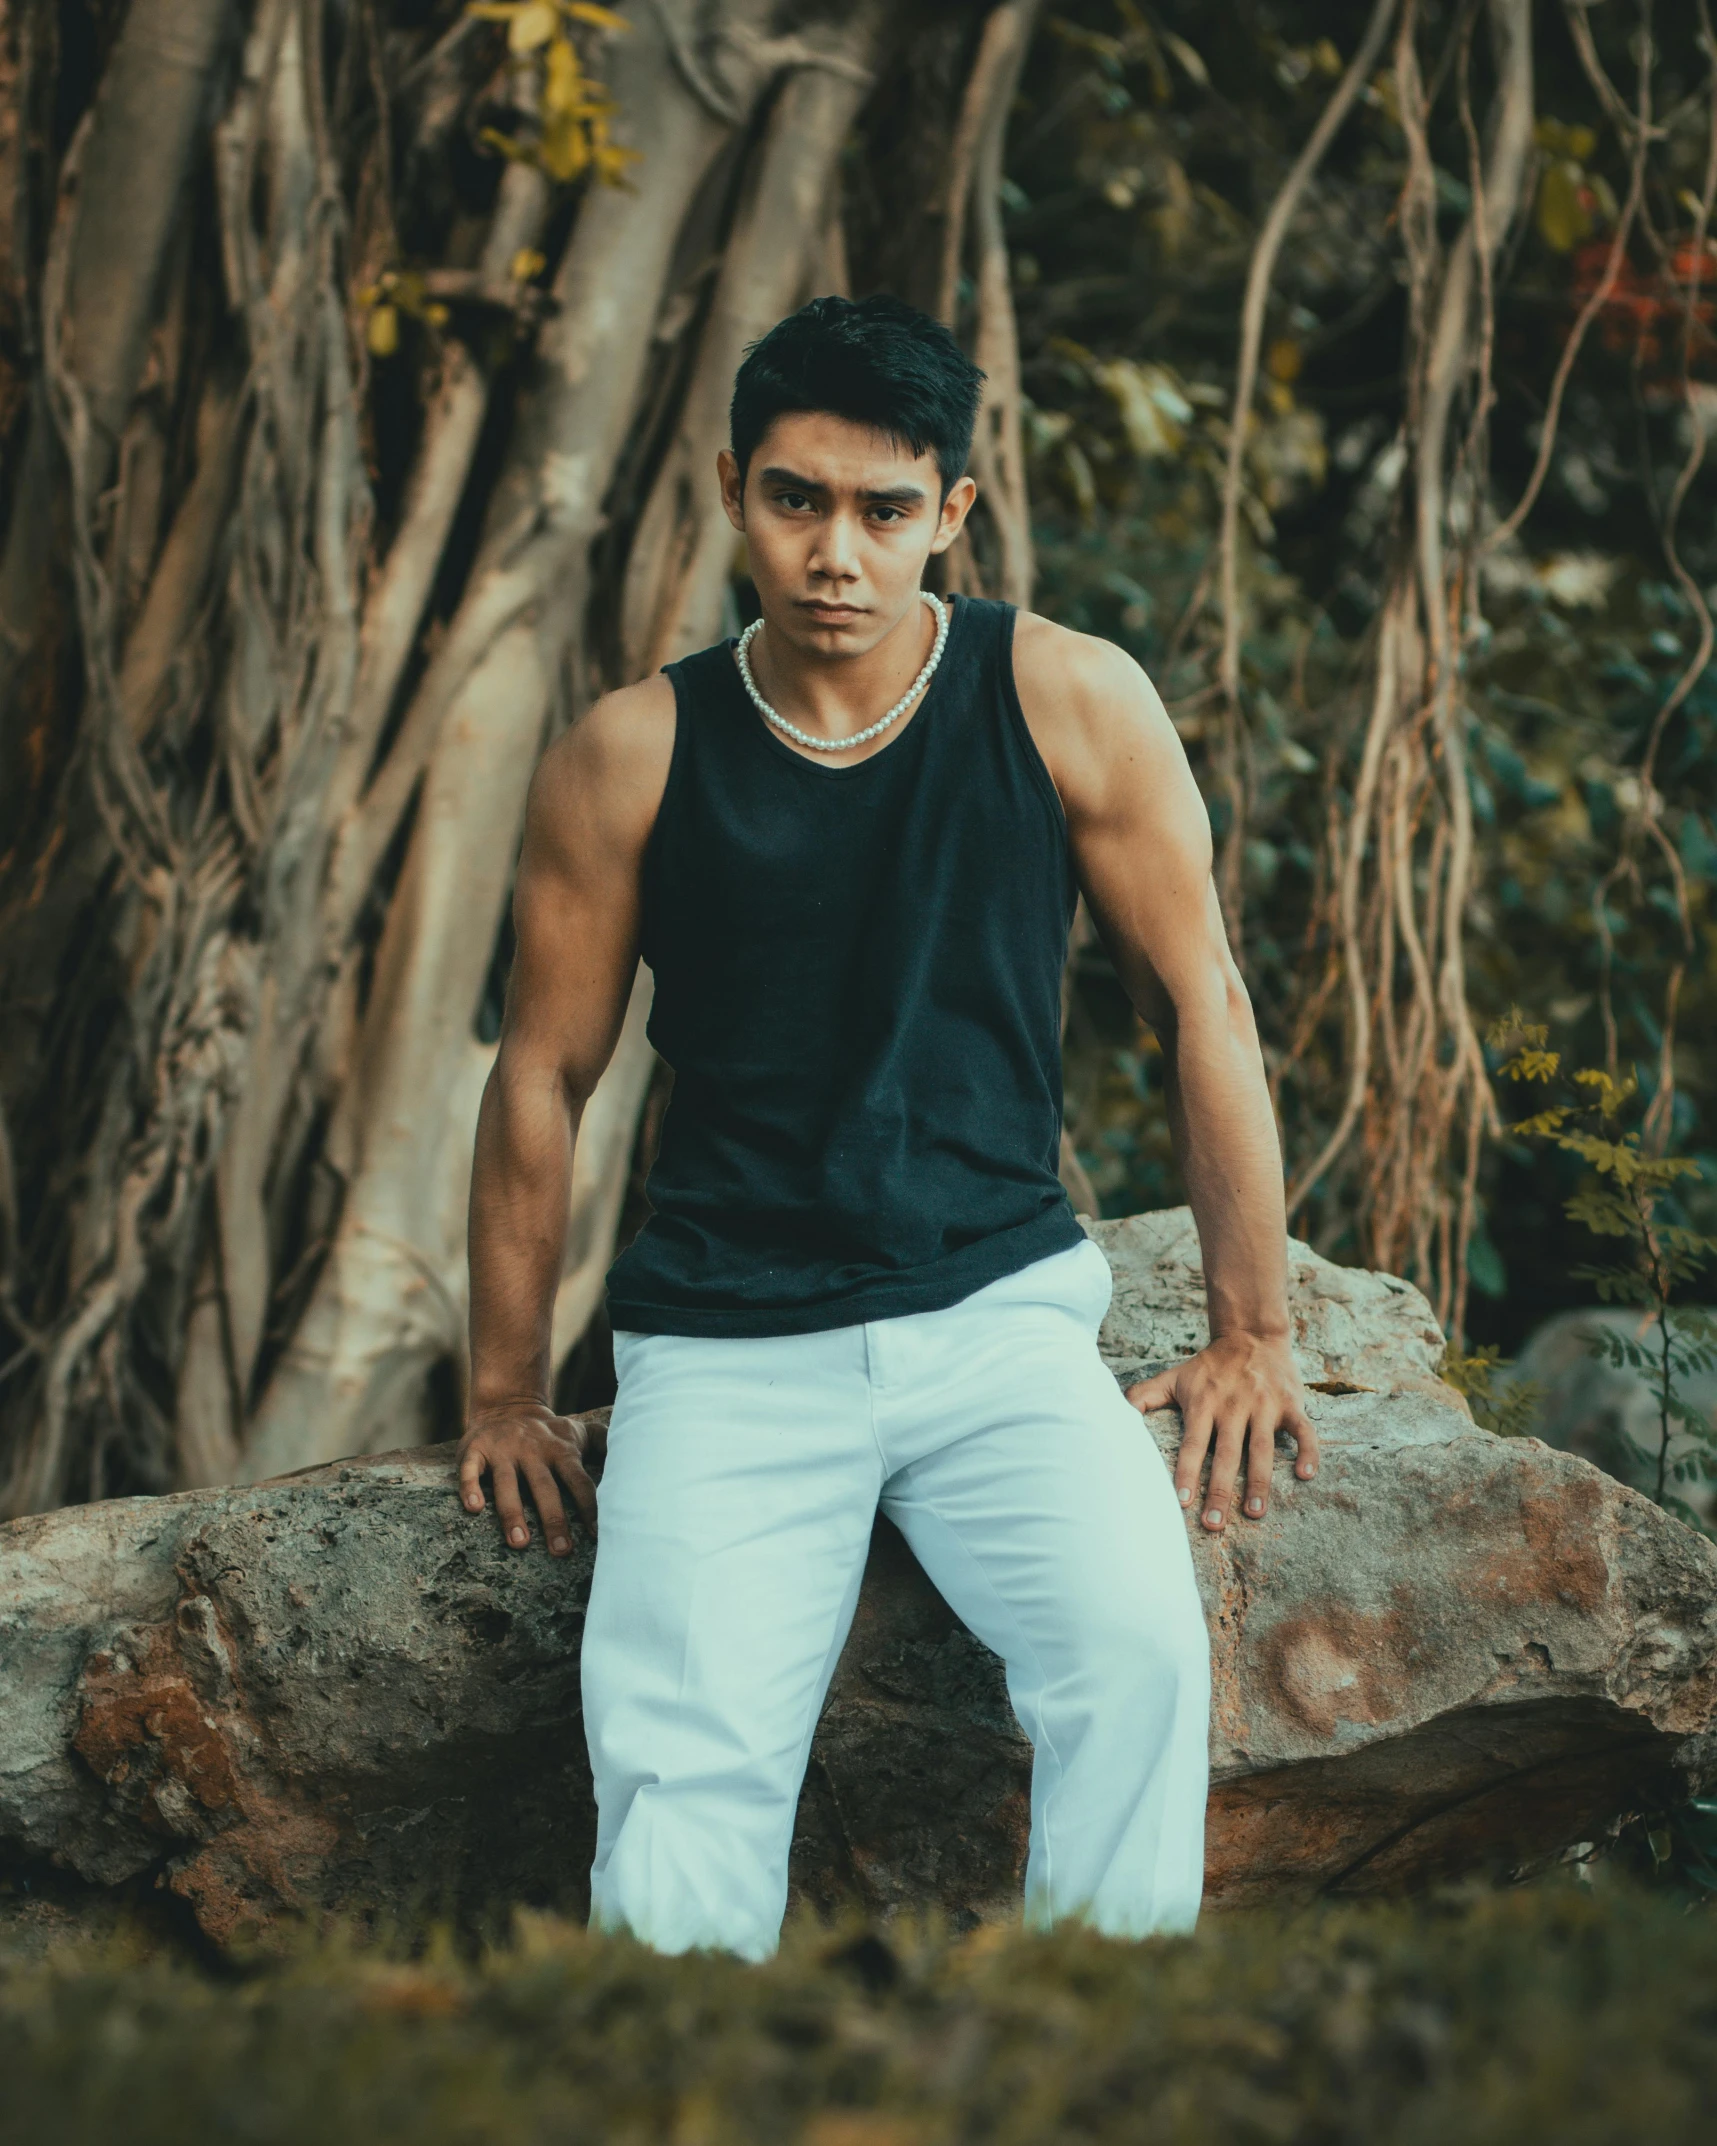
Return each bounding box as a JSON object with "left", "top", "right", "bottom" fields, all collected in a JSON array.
[{"left": 808, "top": 513, "right": 862, "bottom": 581}]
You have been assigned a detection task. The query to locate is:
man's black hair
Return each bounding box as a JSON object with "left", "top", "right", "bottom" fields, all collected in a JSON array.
[{"left": 730, "top": 294, "right": 985, "bottom": 497}]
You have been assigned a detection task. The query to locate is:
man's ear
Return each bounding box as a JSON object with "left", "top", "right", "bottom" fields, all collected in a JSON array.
[
  {"left": 927, "top": 473, "right": 978, "bottom": 555},
  {"left": 717, "top": 447, "right": 745, "bottom": 533}
]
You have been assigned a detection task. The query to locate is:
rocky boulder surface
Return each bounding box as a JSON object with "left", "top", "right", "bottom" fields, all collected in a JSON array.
[{"left": 3, "top": 1209, "right": 1715, "bottom": 1951}]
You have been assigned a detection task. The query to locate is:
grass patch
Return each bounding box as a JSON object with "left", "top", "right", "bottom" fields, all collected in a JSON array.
[{"left": 2, "top": 1873, "right": 1713, "bottom": 2144}]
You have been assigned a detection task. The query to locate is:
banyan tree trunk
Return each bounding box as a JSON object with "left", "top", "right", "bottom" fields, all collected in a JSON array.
[{"left": 0, "top": 0, "right": 1041, "bottom": 1512}]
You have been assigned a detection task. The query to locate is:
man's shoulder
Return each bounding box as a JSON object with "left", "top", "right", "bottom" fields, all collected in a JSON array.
[
  {"left": 526, "top": 673, "right": 678, "bottom": 863},
  {"left": 1012, "top": 608, "right": 1133, "bottom": 687},
  {"left": 1009, "top": 611, "right": 1179, "bottom": 800}
]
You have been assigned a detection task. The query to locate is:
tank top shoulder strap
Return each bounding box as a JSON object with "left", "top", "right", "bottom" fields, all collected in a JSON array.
[
  {"left": 663, "top": 637, "right": 742, "bottom": 723},
  {"left": 937, "top": 591, "right": 1013, "bottom": 682}
]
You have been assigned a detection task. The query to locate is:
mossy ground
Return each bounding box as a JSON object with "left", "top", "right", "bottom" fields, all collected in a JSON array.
[{"left": 2, "top": 1872, "right": 1711, "bottom": 2144}]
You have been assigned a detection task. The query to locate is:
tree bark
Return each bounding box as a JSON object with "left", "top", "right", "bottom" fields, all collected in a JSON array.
[{"left": 1, "top": 0, "right": 1030, "bottom": 1511}]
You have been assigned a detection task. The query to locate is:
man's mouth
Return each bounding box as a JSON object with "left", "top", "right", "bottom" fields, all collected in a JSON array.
[{"left": 799, "top": 600, "right": 864, "bottom": 621}]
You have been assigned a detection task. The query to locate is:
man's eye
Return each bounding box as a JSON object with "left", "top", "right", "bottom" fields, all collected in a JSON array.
[
  {"left": 870, "top": 506, "right": 903, "bottom": 523},
  {"left": 776, "top": 492, "right": 812, "bottom": 510}
]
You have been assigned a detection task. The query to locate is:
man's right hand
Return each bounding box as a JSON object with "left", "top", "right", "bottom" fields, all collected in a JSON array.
[{"left": 457, "top": 1401, "right": 607, "bottom": 1557}]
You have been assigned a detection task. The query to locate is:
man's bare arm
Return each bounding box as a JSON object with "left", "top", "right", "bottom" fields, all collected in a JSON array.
[
  {"left": 1014, "top": 616, "right": 1319, "bottom": 1530},
  {"left": 458, "top": 677, "right": 674, "bottom": 1554}
]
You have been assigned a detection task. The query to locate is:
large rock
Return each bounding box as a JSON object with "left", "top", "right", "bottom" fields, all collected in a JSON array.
[{"left": 3, "top": 1210, "right": 1715, "bottom": 1949}]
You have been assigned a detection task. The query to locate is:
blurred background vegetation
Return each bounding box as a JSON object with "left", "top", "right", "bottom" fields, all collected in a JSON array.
[
  {"left": 1018, "top": 0, "right": 1717, "bottom": 1365},
  {"left": 2, "top": 0, "right": 1714, "bottom": 1509}
]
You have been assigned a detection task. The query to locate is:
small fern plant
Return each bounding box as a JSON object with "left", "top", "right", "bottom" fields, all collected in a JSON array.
[
  {"left": 1439, "top": 1344, "right": 1541, "bottom": 1438},
  {"left": 1492, "top": 1015, "right": 1717, "bottom": 1521}
]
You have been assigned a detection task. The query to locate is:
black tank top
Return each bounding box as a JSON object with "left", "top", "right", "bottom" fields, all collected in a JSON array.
[{"left": 604, "top": 592, "right": 1084, "bottom": 1336}]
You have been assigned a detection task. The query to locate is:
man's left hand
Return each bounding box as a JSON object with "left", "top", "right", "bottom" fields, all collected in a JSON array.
[{"left": 1126, "top": 1332, "right": 1319, "bottom": 1531}]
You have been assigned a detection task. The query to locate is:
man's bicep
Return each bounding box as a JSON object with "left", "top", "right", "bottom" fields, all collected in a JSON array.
[
  {"left": 1066, "top": 665, "right": 1225, "bottom": 1022},
  {"left": 500, "top": 721, "right": 652, "bottom": 1098}
]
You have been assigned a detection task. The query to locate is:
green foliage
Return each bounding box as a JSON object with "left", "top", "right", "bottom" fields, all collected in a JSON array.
[
  {"left": 1439, "top": 1345, "right": 1540, "bottom": 1438},
  {"left": 1493, "top": 1014, "right": 1717, "bottom": 1514},
  {"left": 1026, "top": 1, "right": 1717, "bottom": 1295},
  {"left": 5, "top": 1881, "right": 1717, "bottom": 2144},
  {"left": 1614, "top": 1796, "right": 1717, "bottom": 1901}
]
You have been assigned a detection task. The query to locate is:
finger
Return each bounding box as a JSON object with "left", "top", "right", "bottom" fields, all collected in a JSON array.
[
  {"left": 1126, "top": 1368, "right": 1179, "bottom": 1414},
  {"left": 458, "top": 1444, "right": 487, "bottom": 1515},
  {"left": 574, "top": 1410, "right": 609, "bottom": 1464},
  {"left": 1201, "top": 1412, "right": 1249, "bottom": 1532},
  {"left": 1241, "top": 1410, "right": 1277, "bottom": 1520},
  {"left": 551, "top": 1448, "right": 599, "bottom": 1539},
  {"left": 523, "top": 1461, "right": 572, "bottom": 1558},
  {"left": 492, "top": 1458, "right": 530, "bottom": 1550},
  {"left": 1284, "top": 1408, "right": 1322, "bottom": 1480},
  {"left": 1173, "top": 1400, "right": 1214, "bottom": 1513}
]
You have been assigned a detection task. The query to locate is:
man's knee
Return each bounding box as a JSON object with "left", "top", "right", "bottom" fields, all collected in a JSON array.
[{"left": 1050, "top": 1579, "right": 1211, "bottom": 1716}]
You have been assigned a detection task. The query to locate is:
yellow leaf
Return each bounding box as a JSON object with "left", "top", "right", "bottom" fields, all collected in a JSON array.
[
  {"left": 367, "top": 304, "right": 399, "bottom": 357},
  {"left": 508, "top": 0, "right": 558, "bottom": 52},
  {"left": 539, "top": 112, "right": 591, "bottom": 182},
  {"left": 1537, "top": 161, "right": 1590, "bottom": 253},
  {"left": 592, "top": 140, "right": 639, "bottom": 184},
  {"left": 591, "top": 138, "right": 640, "bottom": 187},
  {"left": 1093, "top": 357, "right": 1191, "bottom": 459},
  {"left": 544, "top": 33, "right": 582, "bottom": 110},
  {"left": 510, "top": 248, "right": 547, "bottom": 281},
  {"left": 563, "top": 1, "right": 630, "bottom": 29},
  {"left": 1266, "top": 337, "right": 1302, "bottom": 383},
  {"left": 478, "top": 125, "right": 533, "bottom": 163}
]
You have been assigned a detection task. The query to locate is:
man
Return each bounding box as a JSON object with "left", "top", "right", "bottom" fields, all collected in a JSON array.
[{"left": 457, "top": 295, "right": 1317, "bottom": 1961}]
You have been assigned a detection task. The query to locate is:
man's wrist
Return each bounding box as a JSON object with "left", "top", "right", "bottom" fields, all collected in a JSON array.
[{"left": 467, "top": 1384, "right": 554, "bottom": 1419}]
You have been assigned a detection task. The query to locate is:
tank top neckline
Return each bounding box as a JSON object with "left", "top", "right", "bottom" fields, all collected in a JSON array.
[{"left": 720, "top": 591, "right": 970, "bottom": 782}]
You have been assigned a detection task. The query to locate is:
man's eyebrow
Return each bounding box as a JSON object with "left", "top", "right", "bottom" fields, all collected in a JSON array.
[{"left": 756, "top": 465, "right": 929, "bottom": 506}]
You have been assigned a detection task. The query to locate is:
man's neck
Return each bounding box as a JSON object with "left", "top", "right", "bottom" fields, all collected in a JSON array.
[{"left": 747, "top": 592, "right": 939, "bottom": 744}]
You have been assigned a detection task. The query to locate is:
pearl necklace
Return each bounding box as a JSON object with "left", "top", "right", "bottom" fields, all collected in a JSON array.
[{"left": 734, "top": 591, "right": 949, "bottom": 753}]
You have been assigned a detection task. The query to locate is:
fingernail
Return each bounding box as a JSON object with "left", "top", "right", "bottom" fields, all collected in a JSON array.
[
  {"left": 1247, "top": 1496, "right": 1264, "bottom": 1515},
  {"left": 1178, "top": 1487, "right": 1192, "bottom": 1507},
  {"left": 510, "top": 1527, "right": 527, "bottom": 1546},
  {"left": 1204, "top": 1509, "right": 1223, "bottom": 1528},
  {"left": 552, "top": 1537, "right": 569, "bottom": 1555},
  {"left": 465, "top": 1496, "right": 481, "bottom": 1511}
]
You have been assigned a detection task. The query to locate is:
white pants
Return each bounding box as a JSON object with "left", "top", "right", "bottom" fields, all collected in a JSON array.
[{"left": 581, "top": 1236, "right": 1210, "bottom": 1960}]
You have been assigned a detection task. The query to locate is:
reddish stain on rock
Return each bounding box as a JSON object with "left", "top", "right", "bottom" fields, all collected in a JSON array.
[
  {"left": 72, "top": 1597, "right": 337, "bottom": 1947},
  {"left": 1253, "top": 1604, "right": 1418, "bottom": 1740},
  {"left": 1205, "top": 1779, "right": 1364, "bottom": 1908},
  {"left": 73, "top": 1628, "right": 242, "bottom": 1825},
  {"left": 1471, "top": 1466, "right": 1610, "bottom": 1616},
  {"left": 169, "top": 1802, "right": 340, "bottom": 1949}
]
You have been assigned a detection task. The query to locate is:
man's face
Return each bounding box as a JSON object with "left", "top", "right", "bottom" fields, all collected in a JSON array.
[{"left": 717, "top": 411, "right": 976, "bottom": 660}]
